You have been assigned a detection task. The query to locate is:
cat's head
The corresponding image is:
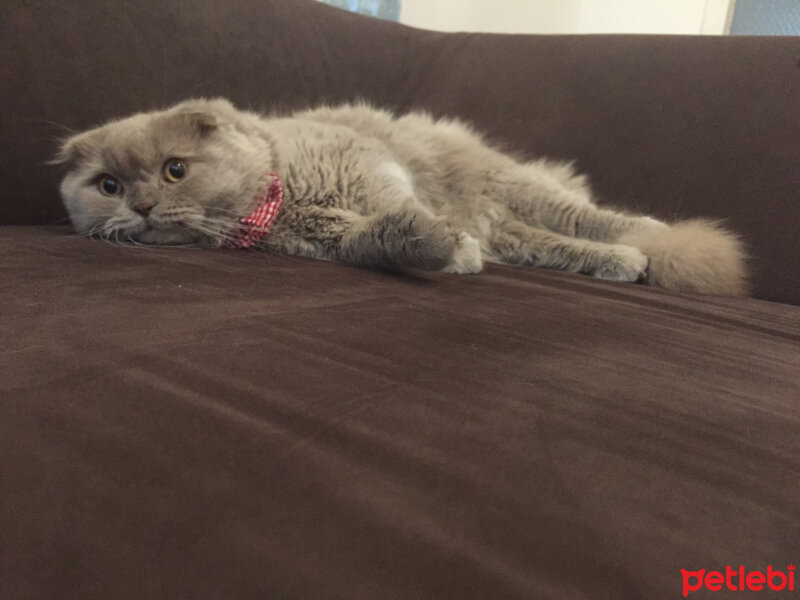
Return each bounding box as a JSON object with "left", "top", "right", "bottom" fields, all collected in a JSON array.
[{"left": 54, "top": 98, "right": 274, "bottom": 246}]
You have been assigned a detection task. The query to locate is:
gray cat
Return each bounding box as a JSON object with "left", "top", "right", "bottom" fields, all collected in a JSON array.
[{"left": 54, "top": 98, "right": 747, "bottom": 295}]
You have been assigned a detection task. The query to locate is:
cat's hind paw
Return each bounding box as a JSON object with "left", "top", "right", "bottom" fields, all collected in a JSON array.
[{"left": 591, "top": 244, "right": 648, "bottom": 283}]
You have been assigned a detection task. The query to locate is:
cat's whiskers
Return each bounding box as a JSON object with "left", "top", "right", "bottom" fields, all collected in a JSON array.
[
  {"left": 184, "top": 216, "right": 240, "bottom": 247},
  {"left": 79, "top": 225, "right": 100, "bottom": 240},
  {"left": 80, "top": 219, "right": 118, "bottom": 241},
  {"left": 196, "top": 220, "right": 273, "bottom": 255},
  {"left": 96, "top": 227, "right": 115, "bottom": 246}
]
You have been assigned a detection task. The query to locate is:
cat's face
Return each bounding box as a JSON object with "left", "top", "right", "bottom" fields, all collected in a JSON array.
[{"left": 56, "top": 99, "right": 273, "bottom": 247}]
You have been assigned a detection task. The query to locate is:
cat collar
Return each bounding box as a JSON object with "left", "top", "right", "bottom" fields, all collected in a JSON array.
[{"left": 227, "top": 172, "right": 284, "bottom": 248}]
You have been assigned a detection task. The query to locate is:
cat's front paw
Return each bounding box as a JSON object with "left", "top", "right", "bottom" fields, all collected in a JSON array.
[
  {"left": 377, "top": 208, "right": 457, "bottom": 270},
  {"left": 592, "top": 245, "right": 648, "bottom": 283},
  {"left": 442, "top": 232, "right": 483, "bottom": 274}
]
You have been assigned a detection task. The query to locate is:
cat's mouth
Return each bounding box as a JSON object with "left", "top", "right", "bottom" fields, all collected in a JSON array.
[{"left": 99, "top": 216, "right": 212, "bottom": 246}]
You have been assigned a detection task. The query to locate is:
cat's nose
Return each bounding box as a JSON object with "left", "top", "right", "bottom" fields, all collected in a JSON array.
[{"left": 133, "top": 201, "right": 155, "bottom": 217}]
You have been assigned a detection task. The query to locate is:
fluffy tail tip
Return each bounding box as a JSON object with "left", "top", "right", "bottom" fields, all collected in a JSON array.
[{"left": 619, "top": 219, "right": 748, "bottom": 296}]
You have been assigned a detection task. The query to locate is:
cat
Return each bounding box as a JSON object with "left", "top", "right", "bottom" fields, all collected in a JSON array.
[{"left": 53, "top": 98, "right": 747, "bottom": 295}]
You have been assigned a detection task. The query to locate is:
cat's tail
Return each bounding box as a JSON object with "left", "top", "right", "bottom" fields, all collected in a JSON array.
[{"left": 617, "top": 219, "right": 748, "bottom": 296}]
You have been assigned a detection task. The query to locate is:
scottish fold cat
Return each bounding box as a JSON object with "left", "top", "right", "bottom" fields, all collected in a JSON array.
[{"left": 54, "top": 99, "right": 746, "bottom": 295}]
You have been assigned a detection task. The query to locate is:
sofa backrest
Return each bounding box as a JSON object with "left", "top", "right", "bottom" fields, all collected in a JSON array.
[{"left": 2, "top": 0, "right": 798, "bottom": 304}]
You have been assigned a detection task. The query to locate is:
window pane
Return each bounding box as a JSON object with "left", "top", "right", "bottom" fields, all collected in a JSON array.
[
  {"left": 319, "top": 0, "right": 401, "bottom": 22},
  {"left": 730, "top": 0, "right": 800, "bottom": 35}
]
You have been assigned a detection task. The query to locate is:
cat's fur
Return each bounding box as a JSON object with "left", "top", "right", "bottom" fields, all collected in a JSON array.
[{"left": 54, "top": 98, "right": 747, "bottom": 295}]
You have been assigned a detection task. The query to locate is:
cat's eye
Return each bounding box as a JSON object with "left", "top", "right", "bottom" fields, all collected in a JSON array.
[
  {"left": 98, "top": 175, "right": 123, "bottom": 197},
  {"left": 163, "top": 158, "right": 188, "bottom": 183}
]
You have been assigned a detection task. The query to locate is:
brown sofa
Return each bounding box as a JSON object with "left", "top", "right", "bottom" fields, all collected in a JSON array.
[{"left": 2, "top": 1, "right": 798, "bottom": 599}]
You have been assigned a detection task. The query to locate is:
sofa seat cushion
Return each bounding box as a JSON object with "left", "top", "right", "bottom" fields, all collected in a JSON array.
[{"left": 1, "top": 226, "right": 798, "bottom": 599}]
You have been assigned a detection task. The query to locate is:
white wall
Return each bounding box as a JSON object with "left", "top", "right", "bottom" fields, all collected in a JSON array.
[
  {"left": 577, "top": 0, "right": 732, "bottom": 34},
  {"left": 401, "top": 0, "right": 582, "bottom": 34},
  {"left": 400, "top": 0, "right": 733, "bottom": 35}
]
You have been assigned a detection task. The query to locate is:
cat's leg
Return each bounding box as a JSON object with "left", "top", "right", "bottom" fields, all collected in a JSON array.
[
  {"left": 489, "top": 170, "right": 746, "bottom": 294},
  {"left": 568, "top": 204, "right": 668, "bottom": 244},
  {"left": 492, "top": 164, "right": 667, "bottom": 243},
  {"left": 340, "top": 206, "right": 460, "bottom": 270},
  {"left": 488, "top": 219, "right": 649, "bottom": 282},
  {"left": 269, "top": 205, "right": 459, "bottom": 271},
  {"left": 363, "top": 159, "right": 484, "bottom": 274}
]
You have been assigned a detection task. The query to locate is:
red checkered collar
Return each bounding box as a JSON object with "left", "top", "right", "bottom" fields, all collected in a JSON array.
[{"left": 225, "top": 172, "right": 284, "bottom": 248}]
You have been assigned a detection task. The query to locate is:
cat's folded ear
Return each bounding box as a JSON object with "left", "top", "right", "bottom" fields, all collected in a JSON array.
[
  {"left": 179, "top": 110, "right": 219, "bottom": 136},
  {"left": 168, "top": 98, "right": 238, "bottom": 136},
  {"left": 48, "top": 132, "right": 98, "bottom": 166}
]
